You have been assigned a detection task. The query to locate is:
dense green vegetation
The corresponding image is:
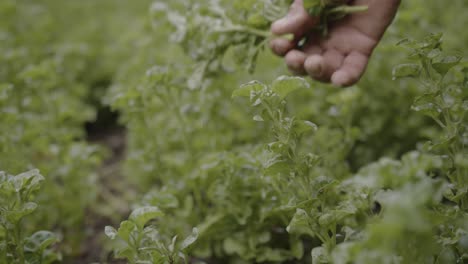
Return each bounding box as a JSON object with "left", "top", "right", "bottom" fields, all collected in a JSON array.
[{"left": 1, "top": 0, "right": 467, "bottom": 263}]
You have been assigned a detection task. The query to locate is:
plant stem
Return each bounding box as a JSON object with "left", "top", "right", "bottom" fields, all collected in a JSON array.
[
  {"left": 3, "top": 228, "right": 8, "bottom": 263},
  {"left": 329, "top": 5, "right": 368, "bottom": 14},
  {"left": 215, "top": 26, "right": 271, "bottom": 39},
  {"left": 14, "top": 225, "right": 25, "bottom": 264}
]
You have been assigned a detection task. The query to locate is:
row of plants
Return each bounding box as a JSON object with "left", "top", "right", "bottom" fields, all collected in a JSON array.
[
  {"left": 105, "top": 0, "right": 468, "bottom": 263},
  {"left": 1, "top": 1, "right": 102, "bottom": 260},
  {"left": 0, "top": 0, "right": 151, "bottom": 262}
]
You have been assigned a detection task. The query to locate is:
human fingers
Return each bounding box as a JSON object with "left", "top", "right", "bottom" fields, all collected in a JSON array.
[
  {"left": 331, "top": 51, "right": 369, "bottom": 87},
  {"left": 270, "top": 0, "right": 317, "bottom": 56},
  {"left": 270, "top": 0, "right": 316, "bottom": 56},
  {"left": 284, "top": 49, "right": 307, "bottom": 75},
  {"left": 270, "top": 38, "right": 296, "bottom": 56},
  {"left": 271, "top": 0, "right": 315, "bottom": 36},
  {"left": 304, "top": 49, "right": 344, "bottom": 82}
]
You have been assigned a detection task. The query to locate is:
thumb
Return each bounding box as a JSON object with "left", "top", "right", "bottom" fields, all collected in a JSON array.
[{"left": 271, "top": 0, "right": 316, "bottom": 36}]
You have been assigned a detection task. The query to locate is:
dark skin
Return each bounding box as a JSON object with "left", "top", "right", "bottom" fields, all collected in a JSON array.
[{"left": 270, "top": 0, "right": 401, "bottom": 87}]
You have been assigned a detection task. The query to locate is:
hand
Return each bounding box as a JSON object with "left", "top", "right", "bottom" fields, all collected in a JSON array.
[{"left": 270, "top": 0, "right": 401, "bottom": 87}]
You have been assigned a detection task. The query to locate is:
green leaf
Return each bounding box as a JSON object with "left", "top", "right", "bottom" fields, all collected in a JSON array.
[
  {"left": 129, "top": 206, "right": 164, "bottom": 229},
  {"left": 459, "top": 235, "right": 468, "bottom": 252},
  {"left": 290, "top": 237, "right": 305, "bottom": 259},
  {"left": 6, "top": 202, "right": 38, "bottom": 223},
  {"left": 427, "top": 48, "right": 442, "bottom": 59},
  {"left": 318, "top": 213, "right": 335, "bottom": 227},
  {"left": 117, "top": 220, "right": 137, "bottom": 242},
  {"left": 432, "top": 56, "right": 461, "bottom": 76},
  {"left": 271, "top": 76, "right": 310, "bottom": 99},
  {"left": 105, "top": 226, "right": 118, "bottom": 240},
  {"left": 115, "top": 247, "right": 135, "bottom": 260},
  {"left": 24, "top": 231, "right": 59, "bottom": 253},
  {"left": 293, "top": 120, "right": 318, "bottom": 135},
  {"left": 169, "top": 235, "right": 178, "bottom": 253},
  {"left": 256, "top": 247, "right": 291, "bottom": 262},
  {"left": 13, "top": 169, "right": 44, "bottom": 193},
  {"left": 392, "top": 64, "right": 421, "bottom": 80},
  {"left": 224, "top": 237, "right": 247, "bottom": 256},
  {"left": 146, "top": 66, "right": 170, "bottom": 83},
  {"left": 411, "top": 93, "right": 442, "bottom": 119},
  {"left": 311, "top": 246, "right": 329, "bottom": 264},
  {"left": 232, "top": 81, "right": 266, "bottom": 98},
  {"left": 187, "top": 62, "right": 208, "bottom": 90},
  {"left": 286, "top": 209, "right": 315, "bottom": 237},
  {"left": 253, "top": 115, "right": 264, "bottom": 122},
  {"left": 180, "top": 228, "right": 198, "bottom": 250},
  {"left": 143, "top": 190, "right": 180, "bottom": 209},
  {"left": 437, "top": 247, "right": 457, "bottom": 264},
  {"left": 319, "top": 207, "right": 356, "bottom": 227}
]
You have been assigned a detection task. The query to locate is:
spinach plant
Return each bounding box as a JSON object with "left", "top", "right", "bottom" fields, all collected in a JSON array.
[
  {"left": 105, "top": 206, "right": 198, "bottom": 264},
  {"left": 0, "top": 170, "right": 60, "bottom": 264}
]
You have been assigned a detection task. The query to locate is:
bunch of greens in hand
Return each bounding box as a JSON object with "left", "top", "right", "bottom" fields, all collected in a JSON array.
[
  {"left": 303, "top": 0, "right": 368, "bottom": 34},
  {"left": 151, "top": 0, "right": 366, "bottom": 76}
]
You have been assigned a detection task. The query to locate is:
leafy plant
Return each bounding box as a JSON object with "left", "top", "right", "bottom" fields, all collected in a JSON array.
[
  {"left": 105, "top": 206, "right": 198, "bottom": 264},
  {"left": 394, "top": 33, "right": 468, "bottom": 210},
  {"left": 108, "top": 4, "right": 468, "bottom": 262},
  {"left": 0, "top": 170, "right": 60, "bottom": 264}
]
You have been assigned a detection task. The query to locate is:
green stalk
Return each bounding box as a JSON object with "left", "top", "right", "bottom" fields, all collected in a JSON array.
[
  {"left": 329, "top": 5, "right": 368, "bottom": 14},
  {"left": 220, "top": 25, "right": 271, "bottom": 39},
  {"left": 14, "top": 225, "right": 25, "bottom": 264},
  {"left": 216, "top": 25, "right": 294, "bottom": 41},
  {"left": 3, "top": 227, "right": 8, "bottom": 263}
]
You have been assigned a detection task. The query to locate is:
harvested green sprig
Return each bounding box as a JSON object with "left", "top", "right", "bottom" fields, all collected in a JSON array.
[
  {"left": 303, "top": 0, "right": 368, "bottom": 34},
  {"left": 156, "top": 0, "right": 366, "bottom": 75}
]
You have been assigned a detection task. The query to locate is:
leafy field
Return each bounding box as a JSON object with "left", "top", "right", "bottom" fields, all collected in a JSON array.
[{"left": 1, "top": 0, "right": 467, "bottom": 263}]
